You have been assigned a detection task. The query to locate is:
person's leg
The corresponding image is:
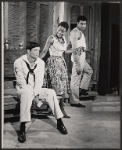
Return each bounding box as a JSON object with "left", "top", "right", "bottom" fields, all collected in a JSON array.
[
  {"left": 79, "top": 61, "right": 93, "bottom": 95},
  {"left": 39, "top": 88, "right": 68, "bottom": 134},
  {"left": 70, "top": 63, "right": 81, "bottom": 104},
  {"left": 17, "top": 87, "right": 34, "bottom": 143},
  {"left": 59, "top": 95, "right": 70, "bottom": 118},
  {"left": 70, "top": 63, "right": 86, "bottom": 107}
]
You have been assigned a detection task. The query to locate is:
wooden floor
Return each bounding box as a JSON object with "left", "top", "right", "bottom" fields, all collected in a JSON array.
[{"left": 3, "top": 95, "right": 120, "bottom": 149}]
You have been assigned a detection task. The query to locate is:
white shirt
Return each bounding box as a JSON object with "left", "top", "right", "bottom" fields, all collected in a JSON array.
[
  {"left": 49, "top": 35, "right": 67, "bottom": 56},
  {"left": 14, "top": 54, "right": 45, "bottom": 96},
  {"left": 70, "top": 28, "right": 86, "bottom": 70}
]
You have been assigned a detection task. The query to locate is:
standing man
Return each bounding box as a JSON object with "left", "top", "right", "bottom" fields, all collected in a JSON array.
[
  {"left": 69, "top": 15, "right": 93, "bottom": 107},
  {"left": 14, "top": 42, "right": 68, "bottom": 143}
]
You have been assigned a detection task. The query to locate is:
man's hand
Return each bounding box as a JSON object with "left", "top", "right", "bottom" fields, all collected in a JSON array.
[
  {"left": 75, "top": 47, "right": 85, "bottom": 55},
  {"left": 33, "top": 95, "right": 39, "bottom": 105},
  {"left": 76, "top": 46, "right": 85, "bottom": 51},
  {"left": 76, "top": 65, "right": 81, "bottom": 75}
]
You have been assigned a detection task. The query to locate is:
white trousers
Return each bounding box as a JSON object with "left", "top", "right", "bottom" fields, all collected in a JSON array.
[
  {"left": 70, "top": 60, "right": 93, "bottom": 103},
  {"left": 17, "top": 87, "right": 63, "bottom": 122}
]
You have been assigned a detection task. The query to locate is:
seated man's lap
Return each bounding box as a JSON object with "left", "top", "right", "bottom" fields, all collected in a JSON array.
[{"left": 39, "top": 88, "right": 55, "bottom": 99}]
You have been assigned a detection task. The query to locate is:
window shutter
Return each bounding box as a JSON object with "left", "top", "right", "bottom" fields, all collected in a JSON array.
[
  {"left": 26, "top": 2, "right": 36, "bottom": 42},
  {"left": 8, "top": 2, "right": 20, "bottom": 48},
  {"left": 39, "top": 4, "right": 50, "bottom": 50}
]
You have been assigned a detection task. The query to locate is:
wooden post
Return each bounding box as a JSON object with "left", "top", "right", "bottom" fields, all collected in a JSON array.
[
  {"left": 59, "top": 2, "right": 65, "bottom": 22},
  {"left": 4, "top": 2, "right": 8, "bottom": 41}
]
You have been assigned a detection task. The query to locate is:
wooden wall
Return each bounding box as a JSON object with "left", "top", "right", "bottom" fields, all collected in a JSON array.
[
  {"left": 3, "top": 2, "right": 54, "bottom": 77},
  {"left": 7, "top": 2, "right": 20, "bottom": 48}
]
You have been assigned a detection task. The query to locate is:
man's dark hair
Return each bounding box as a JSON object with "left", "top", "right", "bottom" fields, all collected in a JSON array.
[
  {"left": 77, "top": 15, "right": 87, "bottom": 23},
  {"left": 26, "top": 41, "right": 40, "bottom": 50},
  {"left": 58, "top": 21, "right": 69, "bottom": 31}
]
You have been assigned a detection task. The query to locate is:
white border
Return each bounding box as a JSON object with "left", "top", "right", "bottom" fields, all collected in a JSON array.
[{"left": 1, "top": 2, "right": 4, "bottom": 148}]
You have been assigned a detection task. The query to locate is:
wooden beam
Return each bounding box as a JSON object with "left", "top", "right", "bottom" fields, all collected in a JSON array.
[{"left": 93, "top": 3, "right": 101, "bottom": 81}]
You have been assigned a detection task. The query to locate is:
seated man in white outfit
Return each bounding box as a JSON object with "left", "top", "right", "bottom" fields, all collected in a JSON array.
[{"left": 14, "top": 41, "right": 68, "bottom": 143}]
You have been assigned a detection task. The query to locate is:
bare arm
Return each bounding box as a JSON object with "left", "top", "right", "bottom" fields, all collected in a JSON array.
[
  {"left": 65, "top": 46, "right": 83, "bottom": 54},
  {"left": 34, "top": 60, "right": 45, "bottom": 96},
  {"left": 64, "top": 39, "right": 83, "bottom": 54},
  {"left": 39, "top": 36, "right": 53, "bottom": 59}
]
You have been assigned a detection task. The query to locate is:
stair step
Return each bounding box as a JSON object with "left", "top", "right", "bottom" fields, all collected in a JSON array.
[
  {"left": 4, "top": 113, "right": 20, "bottom": 119},
  {"left": 79, "top": 91, "right": 98, "bottom": 101},
  {"left": 4, "top": 88, "right": 17, "bottom": 96},
  {"left": 92, "top": 106, "right": 120, "bottom": 112},
  {"left": 88, "top": 91, "right": 98, "bottom": 95},
  {"left": 106, "top": 96, "right": 120, "bottom": 101},
  {"left": 92, "top": 95, "right": 120, "bottom": 112},
  {"left": 4, "top": 80, "right": 16, "bottom": 89},
  {"left": 89, "top": 80, "right": 97, "bottom": 87},
  {"left": 4, "top": 96, "right": 19, "bottom": 104},
  {"left": 4, "top": 96, "right": 48, "bottom": 111},
  {"left": 88, "top": 80, "right": 97, "bottom": 91},
  {"left": 90, "top": 80, "right": 97, "bottom": 85},
  {"left": 93, "top": 101, "right": 120, "bottom": 106},
  {"left": 4, "top": 107, "right": 49, "bottom": 119}
]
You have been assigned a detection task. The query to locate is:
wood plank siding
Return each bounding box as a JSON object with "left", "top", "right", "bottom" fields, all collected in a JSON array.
[{"left": 4, "top": 2, "right": 54, "bottom": 77}]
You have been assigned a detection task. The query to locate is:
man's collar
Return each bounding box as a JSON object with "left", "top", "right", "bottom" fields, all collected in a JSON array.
[{"left": 22, "top": 54, "right": 39, "bottom": 64}]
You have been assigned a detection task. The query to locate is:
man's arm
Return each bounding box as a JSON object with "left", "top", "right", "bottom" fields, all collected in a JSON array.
[
  {"left": 14, "top": 59, "right": 27, "bottom": 89},
  {"left": 39, "top": 36, "right": 53, "bottom": 59},
  {"left": 33, "top": 60, "right": 45, "bottom": 96}
]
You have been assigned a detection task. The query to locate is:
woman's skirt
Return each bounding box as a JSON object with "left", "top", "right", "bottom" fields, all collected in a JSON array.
[{"left": 45, "top": 56, "right": 70, "bottom": 97}]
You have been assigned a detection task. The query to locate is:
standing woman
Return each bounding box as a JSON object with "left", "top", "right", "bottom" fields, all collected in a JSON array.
[{"left": 40, "top": 22, "right": 80, "bottom": 118}]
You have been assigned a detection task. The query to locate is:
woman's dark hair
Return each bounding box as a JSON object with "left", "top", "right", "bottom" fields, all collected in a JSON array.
[
  {"left": 77, "top": 15, "right": 87, "bottom": 23},
  {"left": 26, "top": 41, "right": 40, "bottom": 50},
  {"left": 58, "top": 21, "right": 69, "bottom": 31}
]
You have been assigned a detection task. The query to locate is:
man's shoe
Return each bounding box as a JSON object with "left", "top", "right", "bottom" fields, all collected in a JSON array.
[
  {"left": 18, "top": 131, "right": 26, "bottom": 143},
  {"left": 57, "top": 124, "right": 68, "bottom": 135},
  {"left": 70, "top": 103, "right": 86, "bottom": 107},
  {"left": 79, "top": 89, "right": 89, "bottom": 96}
]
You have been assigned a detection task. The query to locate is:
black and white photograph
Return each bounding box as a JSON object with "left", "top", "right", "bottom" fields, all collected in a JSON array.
[{"left": 2, "top": 0, "right": 121, "bottom": 149}]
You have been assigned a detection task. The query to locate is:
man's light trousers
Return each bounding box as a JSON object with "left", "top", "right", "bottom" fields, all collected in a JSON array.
[
  {"left": 70, "top": 60, "right": 93, "bottom": 103},
  {"left": 17, "top": 87, "right": 63, "bottom": 122}
]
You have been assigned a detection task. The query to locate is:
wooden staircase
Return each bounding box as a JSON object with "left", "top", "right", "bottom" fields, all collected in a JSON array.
[{"left": 4, "top": 78, "right": 50, "bottom": 119}]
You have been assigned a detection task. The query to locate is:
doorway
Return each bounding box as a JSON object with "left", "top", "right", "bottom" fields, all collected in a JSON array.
[
  {"left": 110, "top": 24, "right": 120, "bottom": 91},
  {"left": 98, "top": 3, "right": 120, "bottom": 95}
]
